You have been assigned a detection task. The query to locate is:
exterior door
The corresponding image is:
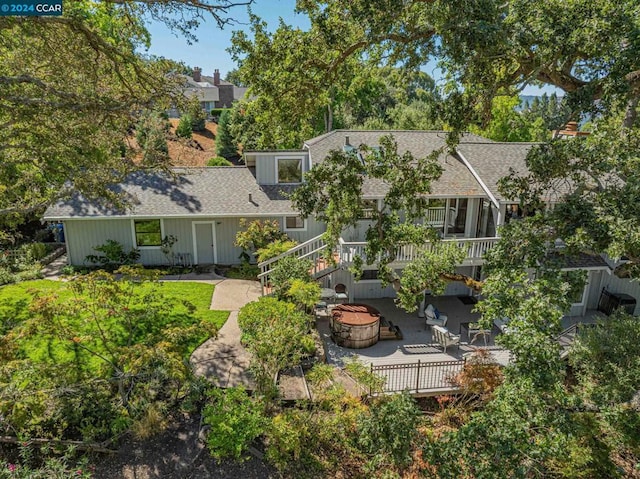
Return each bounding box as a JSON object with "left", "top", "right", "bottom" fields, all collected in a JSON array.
[{"left": 193, "top": 222, "right": 216, "bottom": 264}]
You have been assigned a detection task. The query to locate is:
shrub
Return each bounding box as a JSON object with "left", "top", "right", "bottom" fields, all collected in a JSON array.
[
  {"left": 207, "top": 156, "right": 233, "bottom": 167},
  {"left": 203, "top": 387, "right": 266, "bottom": 461},
  {"left": 356, "top": 392, "right": 421, "bottom": 471},
  {"left": 223, "top": 262, "right": 260, "bottom": 280},
  {"left": 0, "top": 444, "right": 93, "bottom": 479},
  {"left": 176, "top": 114, "right": 193, "bottom": 138},
  {"left": 238, "top": 297, "right": 314, "bottom": 397},
  {"left": 265, "top": 405, "right": 366, "bottom": 477},
  {"left": 186, "top": 98, "right": 206, "bottom": 132},
  {"left": 21, "top": 242, "right": 48, "bottom": 261},
  {"left": 136, "top": 110, "right": 169, "bottom": 166},
  {"left": 210, "top": 107, "right": 230, "bottom": 118},
  {"left": 235, "top": 219, "right": 290, "bottom": 262},
  {"left": 84, "top": 240, "right": 140, "bottom": 271},
  {"left": 256, "top": 239, "right": 297, "bottom": 263},
  {"left": 269, "top": 256, "right": 313, "bottom": 300},
  {"left": 287, "top": 279, "right": 321, "bottom": 312}
]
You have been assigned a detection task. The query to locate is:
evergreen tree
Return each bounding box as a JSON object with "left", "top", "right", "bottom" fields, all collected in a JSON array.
[
  {"left": 176, "top": 114, "right": 193, "bottom": 138},
  {"left": 216, "top": 109, "right": 238, "bottom": 159}
]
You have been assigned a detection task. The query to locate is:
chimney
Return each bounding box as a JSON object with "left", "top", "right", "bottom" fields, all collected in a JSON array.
[
  {"left": 213, "top": 69, "right": 220, "bottom": 86},
  {"left": 345, "top": 136, "right": 350, "bottom": 146},
  {"left": 192, "top": 67, "right": 202, "bottom": 82}
]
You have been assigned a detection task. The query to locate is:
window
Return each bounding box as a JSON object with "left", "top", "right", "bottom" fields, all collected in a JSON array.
[
  {"left": 134, "top": 219, "right": 162, "bottom": 247},
  {"left": 360, "top": 270, "right": 380, "bottom": 281},
  {"left": 284, "top": 216, "right": 306, "bottom": 230},
  {"left": 277, "top": 157, "right": 303, "bottom": 184},
  {"left": 359, "top": 199, "right": 378, "bottom": 220}
]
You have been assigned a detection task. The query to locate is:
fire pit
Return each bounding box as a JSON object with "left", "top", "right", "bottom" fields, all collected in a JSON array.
[{"left": 330, "top": 303, "right": 381, "bottom": 349}]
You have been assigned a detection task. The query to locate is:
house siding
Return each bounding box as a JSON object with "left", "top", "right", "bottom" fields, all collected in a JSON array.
[
  {"left": 325, "top": 267, "right": 474, "bottom": 301},
  {"left": 64, "top": 215, "right": 325, "bottom": 267},
  {"left": 255, "top": 154, "right": 277, "bottom": 184},
  {"left": 282, "top": 216, "right": 325, "bottom": 243},
  {"left": 64, "top": 219, "right": 134, "bottom": 266}
]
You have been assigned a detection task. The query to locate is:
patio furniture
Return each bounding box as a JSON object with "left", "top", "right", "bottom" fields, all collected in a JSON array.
[
  {"left": 461, "top": 321, "right": 491, "bottom": 346},
  {"left": 314, "top": 301, "right": 330, "bottom": 319},
  {"left": 425, "top": 304, "right": 448, "bottom": 327},
  {"left": 379, "top": 316, "right": 403, "bottom": 340},
  {"left": 334, "top": 283, "right": 348, "bottom": 303},
  {"left": 431, "top": 325, "right": 461, "bottom": 353},
  {"left": 320, "top": 288, "right": 336, "bottom": 301}
]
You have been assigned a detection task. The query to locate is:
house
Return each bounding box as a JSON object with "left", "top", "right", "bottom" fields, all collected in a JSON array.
[
  {"left": 43, "top": 129, "right": 638, "bottom": 317},
  {"left": 169, "top": 67, "right": 248, "bottom": 117}
]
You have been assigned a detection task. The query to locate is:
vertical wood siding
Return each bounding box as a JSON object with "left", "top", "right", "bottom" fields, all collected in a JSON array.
[{"left": 65, "top": 219, "right": 134, "bottom": 265}]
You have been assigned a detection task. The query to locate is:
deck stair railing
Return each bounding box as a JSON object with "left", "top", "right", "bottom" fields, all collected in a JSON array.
[
  {"left": 557, "top": 323, "right": 580, "bottom": 359},
  {"left": 258, "top": 234, "right": 334, "bottom": 293}
]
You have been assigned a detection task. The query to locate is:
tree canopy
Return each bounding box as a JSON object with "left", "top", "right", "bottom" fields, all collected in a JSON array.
[
  {"left": 260, "top": 2, "right": 640, "bottom": 474},
  {"left": 0, "top": 0, "right": 252, "bottom": 235}
]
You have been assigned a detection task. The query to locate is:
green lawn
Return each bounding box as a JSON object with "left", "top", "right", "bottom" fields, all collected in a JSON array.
[{"left": 0, "top": 279, "right": 229, "bottom": 367}]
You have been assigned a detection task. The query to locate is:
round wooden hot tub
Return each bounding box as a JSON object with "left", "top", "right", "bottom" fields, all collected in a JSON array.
[{"left": 330, "top": 304, "right": 381, "bottom": 349}]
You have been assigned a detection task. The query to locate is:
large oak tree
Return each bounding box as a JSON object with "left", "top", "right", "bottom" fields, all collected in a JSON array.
[{"left": 0, "top": 0, "right": 251, "bottom": 235}]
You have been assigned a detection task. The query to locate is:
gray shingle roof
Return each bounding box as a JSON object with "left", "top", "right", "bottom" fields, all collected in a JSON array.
[
  {"left": 43, "top": 167, "right": 298, "bottom": 220},
  {"left": 456, "top": 142, "right": 536, "bottom": 202},
  {"left": 304, "top": 130, "right": 491, "bottom": 197}
]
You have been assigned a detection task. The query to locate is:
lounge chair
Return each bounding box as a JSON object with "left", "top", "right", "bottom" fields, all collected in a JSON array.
[
  {"left": 431, "top": 325, "right": 461, "bottom": 353},
  {"left": 425, "top": 304, "right": 448, "bottom": 327}
]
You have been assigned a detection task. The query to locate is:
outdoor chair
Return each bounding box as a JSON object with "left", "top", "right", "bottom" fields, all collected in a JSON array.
[
  {"left": 334, "top": 283, "right": 348, "bottom": 303},
  {"left": 425, "top": 304, "right": 448, "bottom": 327},
  {"left": 431, "top": 325, "right": 461, "bottom": 353}
]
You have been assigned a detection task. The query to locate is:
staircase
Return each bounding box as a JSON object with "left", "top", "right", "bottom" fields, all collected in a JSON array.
[{"left": 258, "top": 234, "right": 337, "bottom": 294}]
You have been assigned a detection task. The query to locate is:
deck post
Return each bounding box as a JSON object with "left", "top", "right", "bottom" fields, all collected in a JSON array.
[
  {"left": 415, "top": 360, "right": 421, "bottom": 393},
  {"left": 370, "top": 363, "right": 373, "bottom": 396}
]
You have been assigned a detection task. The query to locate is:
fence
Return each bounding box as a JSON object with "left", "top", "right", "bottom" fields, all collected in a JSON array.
[
  {"left": 370, "top": 359, "right": 466, "bottom": 395},
  {"left": 1, "top": 244, "right": 65, "bottom": 265}
]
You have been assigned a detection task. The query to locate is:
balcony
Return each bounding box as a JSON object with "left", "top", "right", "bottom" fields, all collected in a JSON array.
[{"left": 338, "top": 236, "right": 500, "bottom": 267}]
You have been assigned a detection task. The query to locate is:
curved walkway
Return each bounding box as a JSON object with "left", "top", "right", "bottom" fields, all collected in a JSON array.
[{"left": 190, "top": 279, "right": 262, "bottom": 389}]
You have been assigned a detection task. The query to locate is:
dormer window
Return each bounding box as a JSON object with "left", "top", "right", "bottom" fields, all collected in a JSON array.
[{"left": 276, "top": 157, "right": 303, "bottom": 184}]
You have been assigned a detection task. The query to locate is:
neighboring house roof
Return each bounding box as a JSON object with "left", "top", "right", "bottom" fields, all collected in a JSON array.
[
  {"left": 182, "top": 77, "right": 220, "bottom": 102},
  {"left": 44, "top": 168, "right": 298, "bottom": 220},
  {"left": 304, "top": 130, "right": 490, "bottom": 198},
  {"left": 456, "top": 142, "right": 536, "bottom": 203}
]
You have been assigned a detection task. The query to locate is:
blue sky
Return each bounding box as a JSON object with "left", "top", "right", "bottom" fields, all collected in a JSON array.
[
  {"left": 143, "top": 0, "right": 306, "bottom": 78},
  {"left": 143, "top": 0, "right": 555, "bottom": 96}
]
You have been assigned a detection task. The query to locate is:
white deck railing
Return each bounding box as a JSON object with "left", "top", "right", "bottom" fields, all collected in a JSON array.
[
  {"left": 258, "top": 235, "right": 500, "bottom": 295},
  {"left": 425, "top": 207, "right": 456, "bottom": 227},
  {"left": 339, "top": 237, "right": 500, "bottom": 266},
  {"left": 258, "top": 234, "right": 332, "bottom": 290}
]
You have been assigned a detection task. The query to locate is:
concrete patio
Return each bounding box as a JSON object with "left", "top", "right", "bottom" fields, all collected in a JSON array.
[
  {"left": 316, "top": 296, "right": 511, "bottom": 395},
  {"left": 317, "top": 296, "right": 605, "bottom": 395}
]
